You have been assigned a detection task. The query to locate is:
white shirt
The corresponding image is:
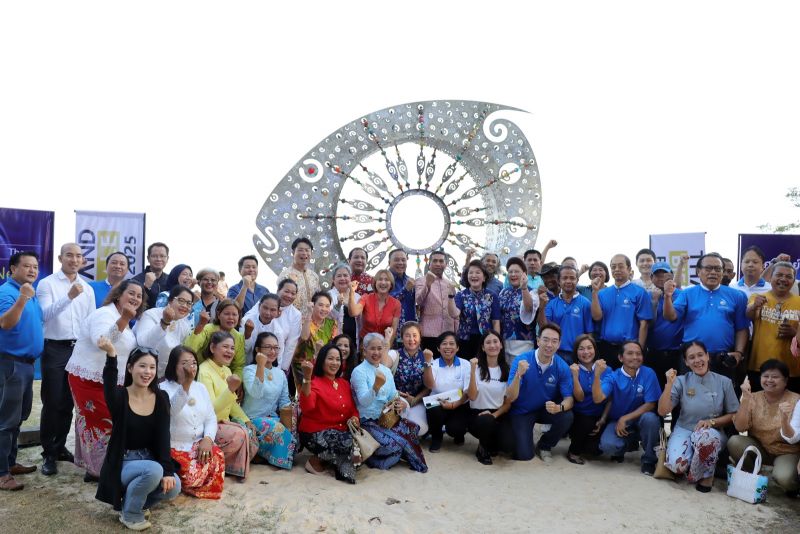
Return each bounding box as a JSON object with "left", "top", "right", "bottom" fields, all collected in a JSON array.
[
  {"left": 134, "top": 307, "right": 192, "bottom": 378},
  {"left": 160, "top": 381, "right": 217, "bottom": 452},
  {"left": 470, "top": 365, "right": 506, "bottom": 410},
  {"left": 240, "top": 305, "right": 286, "bottom": 365},
  {"left": 274, "top": 304, "right": 301, "bottom": 371},
  {"left": 780, "top": 399, "right": 800, "bottom": 445},
  {"left": 36, "top": 270, "right": 96, "bottom": 340},
  {"left": 66, "top": 304, "right": 137, "bottom": 385},
  {"left": 430, "top": 357, "right": 471, "bottom": 395}
]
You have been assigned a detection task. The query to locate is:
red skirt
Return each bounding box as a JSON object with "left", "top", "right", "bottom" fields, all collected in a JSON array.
[
  {"left": 68, "top": 373, "right": 111, "bottom": 477},
  {"left": 171, "top": 443, "right": 226, "bottom": 499}
]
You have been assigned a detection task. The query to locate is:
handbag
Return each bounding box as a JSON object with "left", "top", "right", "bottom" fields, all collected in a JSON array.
[
  {"left": 653, "top": 428, "right": 675, "bottom": 480},
  {"left": 348, "top": 419, "right": 379, "bottom": 461},
  {"left": 726, "top": 445, "right": 769, "bottom": 503},
  {"left": 279, "top": 403, "right": 295, "bottom": 431},
  {"left": 378, "top": 397, "right": 401, "bottom": 429}
]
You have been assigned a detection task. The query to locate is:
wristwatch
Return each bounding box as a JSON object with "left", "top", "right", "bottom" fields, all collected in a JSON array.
[
  {"left": 559, "top": 403, "right": 564, "bottom": 412},
  {"left": 709, "top": 419, "right": 716, "bottom": 427}
]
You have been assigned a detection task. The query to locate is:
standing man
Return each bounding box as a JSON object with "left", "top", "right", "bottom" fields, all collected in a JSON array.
[
  {"left": 591, "top": 254, "right": 653, "bottom": 368},
  {"left": 388, "top": 249, "right": 416, "bottom": 340},
  {"left": 645, "top": 262, "right": 684, "bottom": 392},
  {"left": 0, "top": 252, "right": 44, "bottom": 491},
  {"left": 132, "top": 242, "right": 169, "bottom": 308},
  {"left": 348, "top": 247, "right": 373, "bottom": 296},
  {"left": 278, "top": 237, "right": 320, "bottom": 319},
  {"left": 228, "top": 255, "right": 269, "bottom": 314},
  {"left": 733, "top": 245, "right": 771, "bottom": 298},
  {"left": 746, "top": 261, "right": 800, "bottom": 392},
  {"left": 88, "top": 251, "right": 129, "bottom": 308},
  {"left": 592, "top": 341, "right": 661, "bottom": 475},
  {"left": 540, "top": 265, "right": 592, "bottom": 364},
  {"left": 721, "top": 258, "right": 736, "bottom": 286},
  {"left": 663, "top": 253, "right": 748, "bottom": 380},
  {"left": 415, "top": 250, "right": 457, "bottom": 354},
  {"left": 505, "top": 323, "right": 574, "bottom": 462},
  {"left": 36, "top": 243, "right": 96, "bottom": 476}
]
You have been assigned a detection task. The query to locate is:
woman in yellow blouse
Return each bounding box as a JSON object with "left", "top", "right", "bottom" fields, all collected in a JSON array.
[
  {"left": 197, "top": 331, "right": 258, "bottom": 480},
  {"left": 186, "top": 299, "right": 247, "bottom": 378}
]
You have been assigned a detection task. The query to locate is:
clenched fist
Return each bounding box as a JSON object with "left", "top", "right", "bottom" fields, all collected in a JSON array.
[
  {"left": 68, "top": 283, "right": 84, "bottom": 300},
  {"left": 226, "top": 374, "right": 242, "bottom": 393},
  {"left": 19, "top": 283, "right": 35, "bottom": 299}
]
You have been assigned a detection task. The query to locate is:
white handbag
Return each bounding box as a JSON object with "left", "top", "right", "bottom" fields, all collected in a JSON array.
[{"left": 726, "top": 445, "right": 769, "bottom": 504}]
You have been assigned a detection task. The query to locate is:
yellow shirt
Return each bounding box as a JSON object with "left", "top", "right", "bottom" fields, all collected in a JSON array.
[
  {"left": 198, "top": 359, "right": 249, "bottom": 423},
  {"left": 184, "top": 324, "right": 246, "bottom": 378},
  {"left": 748, "top": 292, "right": 800, "bottom": 376}
]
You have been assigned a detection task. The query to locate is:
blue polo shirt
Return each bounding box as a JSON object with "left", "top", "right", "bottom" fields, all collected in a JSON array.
[
  {"left": 508, "top": 349, "right": 573, "bottom": 415},
  {"left": 648, "top": 288, "right": 684, "bottom": 351},
  {"left": 596, "top": 282, "right": 652, "bottom": 343},
  {"left": 0, "top": 279, "right": 44, "bottom": 359},
  {"left": 545, "top": 293, "right": 593, "bottom": 352},
  {"left": 227, "top": 281, "right": 269, "bottom": 314},
  {"left": 601, "top": 365, "right": 661, "bottom": 422},
  {"left": 574, "top": 364, "right": 611, "bottom": 417},
  {"left": 672, "top": 284, "right": 748, "bottom": 353},
  {"left": 89, "top": 279, "right": 112, "bottom": 308}
]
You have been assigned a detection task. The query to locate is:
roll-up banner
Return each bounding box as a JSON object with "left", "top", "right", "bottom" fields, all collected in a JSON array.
[{"left": 75, "top": 210, "right": 146, "bottom": 281}]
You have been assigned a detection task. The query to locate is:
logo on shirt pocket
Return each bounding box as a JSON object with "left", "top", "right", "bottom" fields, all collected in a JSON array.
[{"left": 636, "top": 384, "right": 644, "bottom": 397}]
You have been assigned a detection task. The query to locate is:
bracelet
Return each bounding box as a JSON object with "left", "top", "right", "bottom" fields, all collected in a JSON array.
[{"left": 160, "top": 319, "right": 170, "bottom": 327}]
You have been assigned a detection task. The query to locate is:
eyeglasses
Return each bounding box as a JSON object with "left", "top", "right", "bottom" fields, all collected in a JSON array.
[
  {"left": 258, "top": 345, "right": 280, "bottom": 352},
  {"left": 173, "top": 297, "right": 193, "bottom": 307},
  {"left": 700, "top": 266, "right": 723, "bottom": 272},
  {"left": 201, "top": 278, "right": 219, "bottom": 284}
]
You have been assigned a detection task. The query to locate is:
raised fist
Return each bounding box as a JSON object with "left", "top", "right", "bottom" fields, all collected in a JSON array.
[
  {"left": 373, "top": 369, "right": 387, "bottom": 389},
  {"left": 197, "top": 311, "right": 211, "bottom": 328},
  {"left": 517, "top": 360, "right": 530, "bottom": 376},
  {"left": 547, "top": 239, "right": 558, "bottom": 248},
  {"left": 68, "top": 283, "right": 84, "bottom": 300},
  {"left": 595, "top": 359, "right": 608, "bottom": 374},
  {"left": 664, "top": 279, "right": 676, "bottom": 297},
  {"left": 470, "top": 357, "right": 479, "bottom": 368},
  {"left": 301, "top": 360, "right": 313, "bottom": 380},
  {"left": 569, "top": 363, "right": 580, "bottom": 374},
  {"left": 350, "top": 280, "right": 359, "bottom": 292},
  {"left": 779, "top": 401, "right": 794, "bottom": 419},
  {"left": 162, "top": 305, "right": 177, "bottom": 323},
  {"left": 96, "top": 335, "right": 116, "bottom": 356},
  {"left": 665, "top": 368, "right": 677, "bottom": 383},
  {"left": 144, "top": 272, "right": 157, "bottom": 289},
  {"left": 19, "top": 283, "right": 35, "bottom": 299},
  {"left": 591, "top": 276, "right": 604, "bottom": 292},
  {"left": 226, "top": 374, "right": 242, "bottom": 393},
  {"left": 244, "top": 319, "right": 255, "bottom": 340},
  {"left": 422, "top": 349, "right": 434, "bottom": 363},
  {"left": 740, "top": 376, "right": 751, "bottom": 396},
  {"left": 751, "top": 294, "right": 767, "bottom": 308},
  {"left": 425, "top": 271, "right": 436, "bottom": 286},
  {"left": 255, "top": 351, "right": 268, "bottom": 367},
  {"left": 405, "top": 278, "right": 415, "bottom": 292},
  {"left": 120, "top": 303, "right": 138, "bottom": 321}
]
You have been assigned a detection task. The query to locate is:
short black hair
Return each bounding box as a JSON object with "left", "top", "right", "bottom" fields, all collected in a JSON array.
[
  {"left": 311, "top": 290, "right": 332, "bottom": 305},
  {"left": 105, "top": 251, "right": 129, "bottom": 266},
  {"left": 277, "top": 278, "right": 298, "bottom": 291},
  {"left": 205, "top": 330, "right": 235, "bottom": 360},
  {"left": 238, "top": 255, "right": 258, "bottom": 271},
  {"left": 429, "top": 249, "right": 447, "bottom": 261},
  {"left": 611, "top": 254, "right": 632, "bottom": 269},
  {"left": 742, "top": 245, "right": 766, "bottom": 263},
  {"left": 437, "top": 330, "right": 458, "bottom": 348},
  {"left": 760, "top": 358, "right": 789, "bottom": 380},
  {"left": 681, "top": 340, "right": 707, "bottom": 360},
  {"left": 558, "top": 265, "right": 578, "bottom": 279},
  {"left": 258, "top": 293, "right": 280, "bottom": 307},
  {"left": 147, "top": 242, "right": 169, "bottom": 256},
  {"left": 252, "top": 331, "right": 279, "bottom": 361},
  {"left": 696, "top": 252, "right": 724, "bottom": 274},
  {"left": 348, "top": 247, "right": 368, "bottom": 260},
  {"left": 635, "top": 248, "right": 656, "bottom": 262},
  {"left": 505, "top": 256, "right": 527, "bottom": 273},
  {"left": 164, "top": 345, "right": 198, "bottom": 383},
  {"left": 460, "top": 259, "right": 490, "bottom": 289},
  {"left": 291, "top": 237, "right": 313, "bottom": 251},
  {"left": 313, "top": 343, "right": 343, "bottom": 378},
  {"left": 539, "top": 322, "right": 562, "bottom": 339},
  {"left": 523, "top": 249, "right": 542, "bottom": 261},
  {"left": 168, "top": 284, "right": 193, "bottom": 302},
  {"left": 618, "top": 340, "right": 644, "bottom": 356},
  {"left": 388, "top": 249, "right": 407, "bottom": 261},
  {"left": 9, "top": 251, "right": 39, "bottom": 267},
  {"left": 589, "top": 261, "right": 610, "bottom": 283}
]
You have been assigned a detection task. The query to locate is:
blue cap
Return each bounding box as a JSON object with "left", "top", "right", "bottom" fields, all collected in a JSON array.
[{"left": 652, "top": 261, "right": 672, "bottom": 274}]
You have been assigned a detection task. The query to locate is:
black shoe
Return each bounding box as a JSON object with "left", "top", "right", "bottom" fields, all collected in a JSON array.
[
  {"left": 695, "top": 482, "right": 712, "bottom": 493},
  {"left": 41, "top": 456, "right": 58, "bottom": 476},
  {"left": 57, "top": 449, "right": 74, "bottom": 463},
  {"left": 83, "top": 472, "right": 99, "bottom": 483},
  {"left": 611, "top": 455, "right": 624, "bottom": 464},
  {"left": 475, "top": 446, "right": 492, "bottom": 465},
  {"left": 453, "top": 435, "right": 465, "bottom": 446},
  {"left": 429, "top": 436, "right": 442, "bottom": 453},
  {"left": 641, "top": 463, "right": 655, "bottom": 476}
]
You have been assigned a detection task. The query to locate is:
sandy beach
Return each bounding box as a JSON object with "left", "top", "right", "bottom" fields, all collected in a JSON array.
[{"left": 5, "top": 393, "right": 799, "bottom": 534}]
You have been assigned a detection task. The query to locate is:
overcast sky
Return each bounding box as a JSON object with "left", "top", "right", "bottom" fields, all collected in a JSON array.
[{"left": 2, "top": 1, "right": 798, "bottom": 288}]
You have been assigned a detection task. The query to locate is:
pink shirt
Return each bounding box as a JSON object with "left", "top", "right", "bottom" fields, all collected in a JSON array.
[{"left": 415, "top": 276, "right": 458, "bottom": 338}]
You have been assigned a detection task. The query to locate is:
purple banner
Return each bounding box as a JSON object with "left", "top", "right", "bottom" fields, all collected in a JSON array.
[
  {"left": 0, "top": 207, "right": 56, "bottom": 284},
  {"left": 738, "top": 233, "right": 800, "bottom": 281}
]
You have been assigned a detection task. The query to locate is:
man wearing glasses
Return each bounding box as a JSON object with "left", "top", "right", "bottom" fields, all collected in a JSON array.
[
  {"left": 132, "top": 242, "right": 170, "bottom": 309},
  {"left": 663, "top": 253, "right": 748, "bottom": 379},
  {"left": 746, "top": 261, "right": 800, "bottom": 392}
]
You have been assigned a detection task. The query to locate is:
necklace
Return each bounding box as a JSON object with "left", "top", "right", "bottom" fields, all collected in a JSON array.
[
  {"left": 187, "top": 397, "right": 196, "bottom": 406},
  {"left": 331, "top": 379, "right": 339, "bottom": 390},
  {"left": 267, "top": 370, "right": 273, "bottom": 381}
]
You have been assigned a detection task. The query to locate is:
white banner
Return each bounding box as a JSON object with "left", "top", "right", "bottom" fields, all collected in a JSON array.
[
  {"left": 75, "top": 210, "right": 146, "bottom": 281},
  {"left": 649, "top": 232, "right": 706, "bottom": 286}
]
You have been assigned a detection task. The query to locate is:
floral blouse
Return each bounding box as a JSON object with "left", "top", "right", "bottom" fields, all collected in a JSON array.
[
  {"left": 394, "top": 347, "right": 426, "bottom": 396},
  {"left": 455, "top": 288, "right": 501, "bottom": 340},
  {"left": 499, "top": 287, "right": 536, "bottom": 341}
]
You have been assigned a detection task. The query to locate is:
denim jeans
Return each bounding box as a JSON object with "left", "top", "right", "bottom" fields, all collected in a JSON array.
[
  {"left": 599, "top": 411, "right": 660, "bottom": 466},
  {"left": 510, "top": 408, "right": 574, "bottom": 461},
  {"left": 0, "top": 359, "right": 34, "bottom": 476},
  {"left": 120, "top": 449, "right": 181, "bottom": 522}
]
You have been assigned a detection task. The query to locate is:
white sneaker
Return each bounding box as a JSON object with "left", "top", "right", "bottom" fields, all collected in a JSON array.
[
  {"left": 119, "top": 516, "right": 152, "bottom": 531},
  {"left": 537, "top": 448, "right": 553, "bottom": 464}
]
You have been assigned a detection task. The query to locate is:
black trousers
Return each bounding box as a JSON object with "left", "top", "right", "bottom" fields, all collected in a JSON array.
[
  {"left": 596, "top": 340, "right": 623, "bottom": 369},
  {"left": 568, "top": 412, "right": 604, "bottom": 455},
  {"left": 458, "top": 335, "right": 483, "bottom": 361},
  {"left": 40, "top": 340, "right": 76, "bottom": 457},
  {"left": 645, "top": 348, "right": 683, "bottom": 393},
  {"left": 421, "top": 337, "right": 441, "bottom": 359},
  {"left": 467, "top": 409, "right": 514, "bottom": 453},
  {"left": 427, "top": 404, "right": 469, "bottom": 440}
]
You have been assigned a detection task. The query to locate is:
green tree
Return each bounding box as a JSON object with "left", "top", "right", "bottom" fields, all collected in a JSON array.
[{"left": 759, "top": 187, "right": 800, "bottom": 233}]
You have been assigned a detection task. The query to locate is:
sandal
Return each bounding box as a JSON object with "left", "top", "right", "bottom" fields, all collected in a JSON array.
[
  {"left": 305, "top": 459, "right": 326, "bottom": 475},
  {"left": 567, "top": 453, "right": 585, "bottom": 465}
]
